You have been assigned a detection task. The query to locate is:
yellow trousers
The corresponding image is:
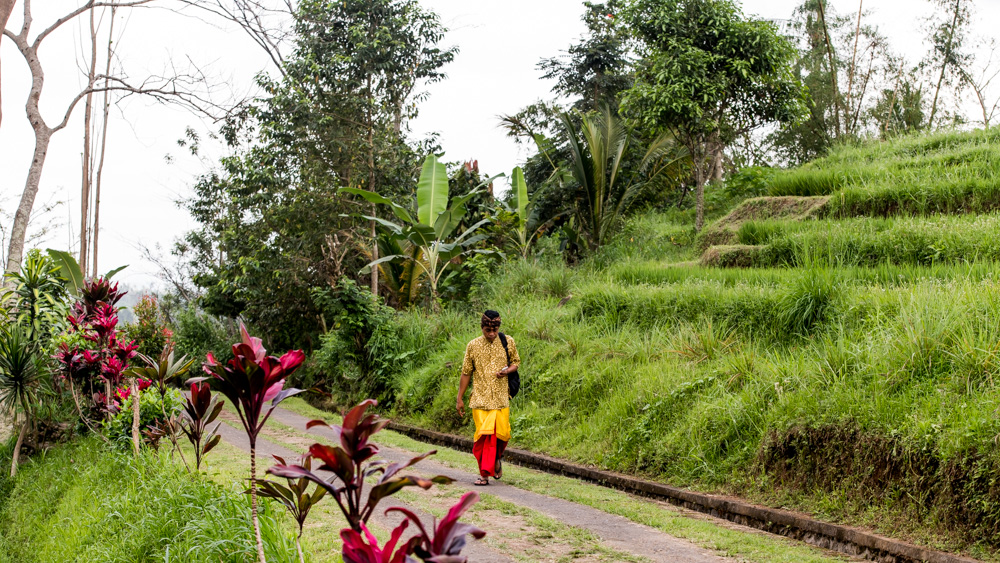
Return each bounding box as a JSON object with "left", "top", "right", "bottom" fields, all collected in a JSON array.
[{"left": 472, "top": 408, "right": 511, "bottom": 443}]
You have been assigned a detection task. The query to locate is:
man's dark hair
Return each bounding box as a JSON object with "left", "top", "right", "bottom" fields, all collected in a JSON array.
[{"left": 481, "top": 309, "right": 501, "bottom": 329}]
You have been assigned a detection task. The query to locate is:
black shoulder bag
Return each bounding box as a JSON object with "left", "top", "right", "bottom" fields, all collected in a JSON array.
[{"left": 498, "top": 332, "right": 521, "bottom": 398}]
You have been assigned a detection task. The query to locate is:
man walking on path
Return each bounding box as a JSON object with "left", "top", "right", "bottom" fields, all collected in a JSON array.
[{"left": 457, "top": 310, "right": 520, "bottom": 486}]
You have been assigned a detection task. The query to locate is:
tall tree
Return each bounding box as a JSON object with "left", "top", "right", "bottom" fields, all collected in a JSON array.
[
  {"left": 79, "top": 7, "right": 100, "bottom": 273},
  {"left": 923, "top": 0, "right": 973, "bottom": 129},
  {"left": 291, "top": 0, "right": 455, "bottom": 297},
  {"left": 770, "top": 0, "right": 843, "bottom": 164},
  {"left": 621, "top": 0, "right": 807, "bottom": 231},
  {"left": 771, "top": 0, "right": 895, "bottom": 163},
  {"left": 184, "top": 0, "right": 455, "bottom": 347},
  {"left": 815, "top": 0, "right": 841, "bottom": 138},
  {"left": 538, "top": 1, "right": 632, "bottom": 112}
]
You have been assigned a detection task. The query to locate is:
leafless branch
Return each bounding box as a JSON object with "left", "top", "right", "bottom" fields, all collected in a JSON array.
[
  {"left": 177, "top": 0, "right": 294, "bottom": 75},
  {"left": 33, "top": 0, "right": 154, "bottom": 47},
  {"left": 136, "top": 242, "right": 197, "bottom": 302}
]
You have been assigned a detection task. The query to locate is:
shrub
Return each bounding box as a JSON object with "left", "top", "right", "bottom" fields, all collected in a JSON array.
[
  {"left": 101, "top": 383, "right": 182, "bottom": 447},
  {"left": 172, "top": 304, "right": 236, "bottom": 364},
  {"left": 121, "top": 295, "right": 171, "bottom": 359},
  {"left": 723, "top": 165, "right": 774, "bottom": 199},
  {"left": 310, "top": 279, "right": 405, "bottom": 404}
]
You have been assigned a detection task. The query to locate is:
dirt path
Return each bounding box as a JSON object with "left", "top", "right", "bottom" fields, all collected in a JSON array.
[{"left": 256, "top": 407, "right": 731, "bottom": 563}]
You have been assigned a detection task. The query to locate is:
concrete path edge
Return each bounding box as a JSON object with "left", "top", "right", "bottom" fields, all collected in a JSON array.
[{"left": 386, "top": 421, "right": 979, "bottom": 563}]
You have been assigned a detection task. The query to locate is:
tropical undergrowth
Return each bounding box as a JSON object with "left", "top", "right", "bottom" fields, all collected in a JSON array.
[{"left": 0, "top": 436, "right": 296, "bottom": 562}]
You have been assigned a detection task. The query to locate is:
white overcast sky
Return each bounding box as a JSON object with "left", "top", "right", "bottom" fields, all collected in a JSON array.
[{"left": 2, "top": 0, "right": 998, "bottom": 290}]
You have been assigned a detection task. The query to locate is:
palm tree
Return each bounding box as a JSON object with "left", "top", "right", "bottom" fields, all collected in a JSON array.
[
  {"left": 0, "top": 326, "right": 43, "bottom": 477},
  {"left": 561, "top": 105, "right": 687, "bottom": 250}
]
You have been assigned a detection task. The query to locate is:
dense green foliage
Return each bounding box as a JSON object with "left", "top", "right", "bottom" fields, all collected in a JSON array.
[
  {"left": 0, "top": 438, "right": 295, "bottom": 562},
  {"left": 308, "top": 278, "right": 405, "bottom": 403},
  {"left": 182, "top": 0, "right": 455, "bottom": 348}
]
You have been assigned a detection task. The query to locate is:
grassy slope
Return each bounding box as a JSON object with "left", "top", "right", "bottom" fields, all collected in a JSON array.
[{"left": 383, "top": 128, "right": 1000, "bottom": 560}]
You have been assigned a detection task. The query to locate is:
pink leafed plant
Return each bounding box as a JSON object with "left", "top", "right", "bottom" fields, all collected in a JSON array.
[{"left": 191, "top": 324, "right": 303, "bottom": 563}]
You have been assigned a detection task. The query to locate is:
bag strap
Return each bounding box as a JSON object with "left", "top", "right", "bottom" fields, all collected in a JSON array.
[{"left": 498, "top": 332, "right": 511, "bottom": 366}]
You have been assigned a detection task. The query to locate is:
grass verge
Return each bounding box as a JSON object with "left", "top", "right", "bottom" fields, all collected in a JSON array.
[{"left": 0, "top": 436, "right": 297, "bottom": 562}]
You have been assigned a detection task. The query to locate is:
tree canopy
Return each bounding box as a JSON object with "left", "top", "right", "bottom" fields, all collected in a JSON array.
[{"left": 621, "top": 0, "right": 808, "bottom": 230}]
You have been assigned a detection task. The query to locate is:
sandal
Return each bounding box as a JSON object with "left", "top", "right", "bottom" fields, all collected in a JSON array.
[
  {"left": 494, "top": 458, "right": 502, "bottom": 480},
  {"left": 474, "top": 477, "right": 489, "bottom": 486}
]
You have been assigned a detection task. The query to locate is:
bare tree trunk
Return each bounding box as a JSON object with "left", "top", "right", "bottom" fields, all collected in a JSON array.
[
  {"left": 366, "top": 74, "right": 378, "bottom": 297},
  {"left": 929, "top": 0, "right": 962, "bottom": 129},
  {"left": 0, "top": 0, "right": 16, "bottom": 129},
  {"left": 249, "top": 443, "right": 266, "bottom": 563},
  {"left": 711, "top": 143, "right": 723, "bottom": 182},
  {"left": 92, "top": 6, "right": 116, "bottom": 277},
  {"left": 850, "top": 48, "right": 876, "bottom": 132},
  {"left": 694, "top": 135, "right": 707, "bottom": 233},
  {"left": 8, "top": 128, "right": 53, "bottom": 274},
  {"left": 9, "top": 417, "right": 27, "bottom": 477},
  {"left": 817, "top": 0, "right": 841, "bottom": 138},
  {"left": 883, "top": 64, "right": 904, "bottom": 136},
  {"left": 80, "top": 8, "right": 99, "bottom": 274},
  {"left": 845, "top": 0, "right": 863, "bottom": 136},
  {"left": 130, "top": 379, "right": 140, "bottom": 456},
  {"left": 295, "top": 533, "right": 304, "bottom": 563}
]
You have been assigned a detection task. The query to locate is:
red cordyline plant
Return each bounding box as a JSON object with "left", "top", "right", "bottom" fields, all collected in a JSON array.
[
  {"left": 269, "top": 400, "right": 450, "bottom": 531},
  {"left": 339, "top": 492, "right": 486, "bottom": 563},
  {"left": 179, "top": 381, "right": 223, "bottom": 471},
  {"left": 192, "top": 324, "right": 304, "bottom": 563},
  {"left": 267, "top": 400, "right": 486, "bottom": 562},
  {"left": 55, "top": 278, "right": 137, "bottom": 425},
  {"left": 254, "top": 454, "right": 328, "bottom": 563}
]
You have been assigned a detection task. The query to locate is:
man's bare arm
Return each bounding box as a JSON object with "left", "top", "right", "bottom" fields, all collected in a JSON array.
[{"left": 457, "top": 373, "right": 471, "bottom": 416}]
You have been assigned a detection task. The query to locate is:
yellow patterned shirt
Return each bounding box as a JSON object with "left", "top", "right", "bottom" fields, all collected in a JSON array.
[{"left": 461, "top": 334, "right": 520, "bottom": 411}]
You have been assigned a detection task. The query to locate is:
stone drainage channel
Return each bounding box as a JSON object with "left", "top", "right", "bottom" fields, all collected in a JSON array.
[{"left": 387, "top": 422, "right": 977, "bottom": 563}]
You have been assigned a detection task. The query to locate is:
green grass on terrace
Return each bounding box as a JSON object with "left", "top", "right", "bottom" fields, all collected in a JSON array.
[
  {"left": 0, "top": 437, "right": 297, "bottom": 563},
  {"left": 714, "top": 213, "right": 1000, "bottom": 268},
  {"left": 765, "top": 127, "right": 1000, "bottom": 217}
]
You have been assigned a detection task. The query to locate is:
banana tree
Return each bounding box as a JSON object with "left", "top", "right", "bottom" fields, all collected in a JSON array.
[
  {"left": 505, "top": 166, "right": 567, "bottom": 260},
  {"left": 340, "top": 154, "right": 499, "bottom": 308}
]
